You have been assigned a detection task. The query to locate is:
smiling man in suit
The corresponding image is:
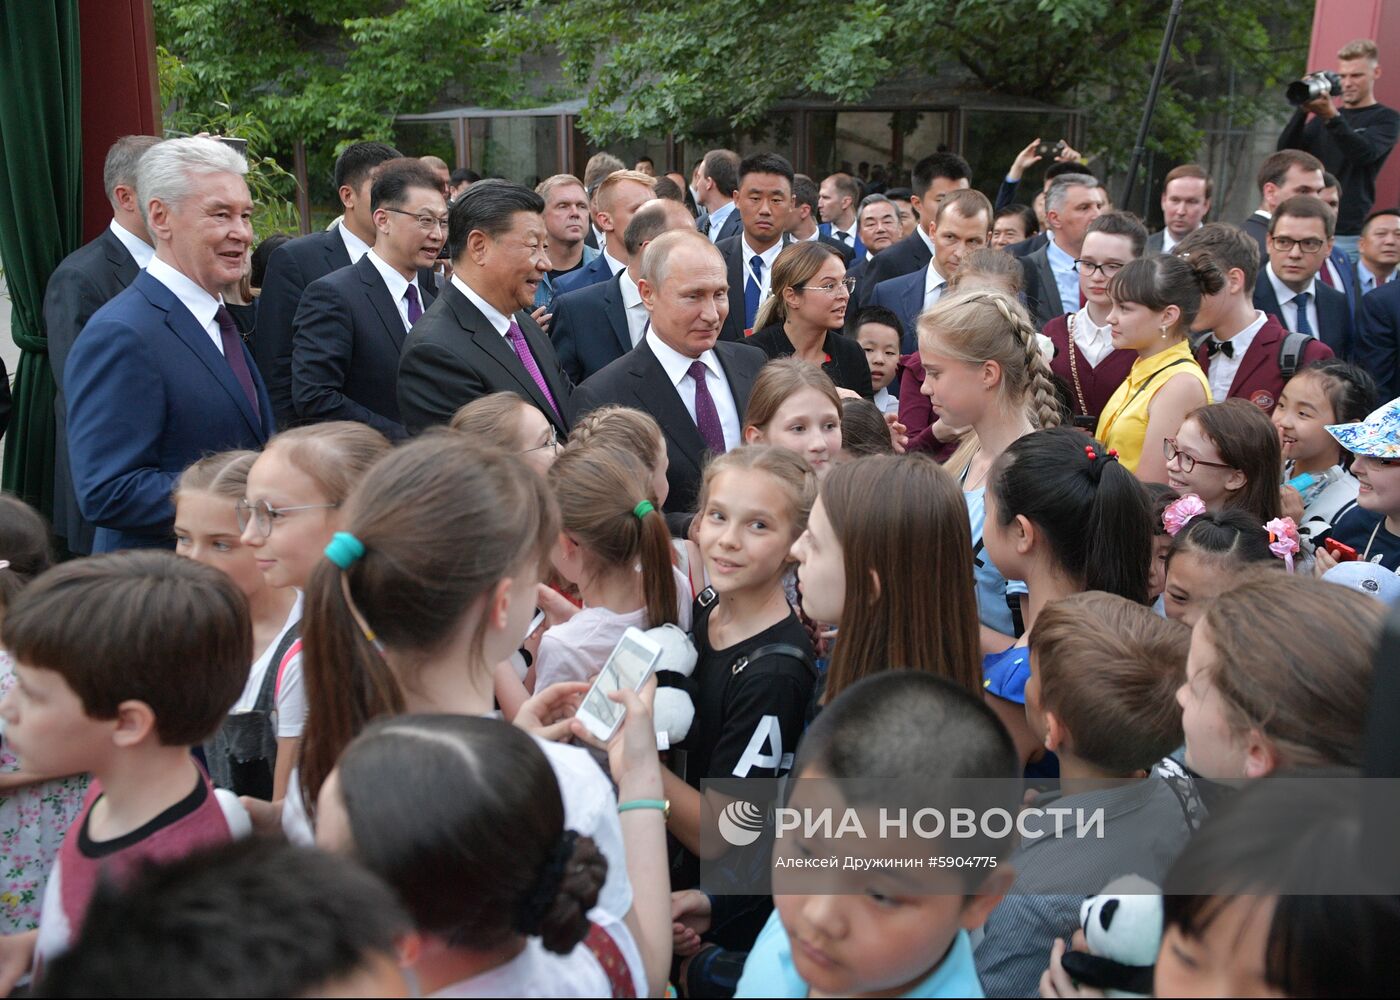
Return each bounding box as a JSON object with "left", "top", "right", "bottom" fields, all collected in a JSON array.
[
  {"left": 870, "top": 189, "right": 993, "bottom": 352},
  {"left": 550, "top": 196, "right": 696, "bottom": 384},
  {"left": 553, "top": 169, "right": 657, "bottom": 296},
  {"left": 571, "top": 230, "right": 767, "bottom": 517},
  {"left": 397, "top": 180, "right": 572, "bottom": 435},
  {"left": 290, "top": 159, "right": 444, "bottom": 439},
  {"left": 44, "top": 134, "right": 162, "bottom": 555},
  {"left": 255, "top": 141, "right": 402, "bottom": 425},
  {"left": 717, "top": 152, "right": 797, "bottom": 340},
  {"left": 1254, "top": 195, "right": 1354, "bottom": 358},
  {"left": 64, "top": 138, "right": 274, "bottom": 552}
]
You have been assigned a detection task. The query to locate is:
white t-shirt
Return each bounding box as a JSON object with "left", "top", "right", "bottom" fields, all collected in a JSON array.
[
  {"left": 427, "top": 910, "right": 644, "bottom": 997},
  {"left": 280, "top": 728, "right": 634, "bottom": 922},
  {"left": 231, "top": 592, "right": 305, "bottom": 739},
  {"left": 535, "top": 567, "right": 694, "bottom": 690}
]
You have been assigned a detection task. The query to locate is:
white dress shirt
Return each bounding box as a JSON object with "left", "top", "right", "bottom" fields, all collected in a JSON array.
[
  {"left": 592, "top": 223, "right": 607, "bottom": 251},
  {"left": 740, "top": 236, "right": 785, "bottom": 303},
  {"left": 108, "top": 219, "right": 153, "bottom": 270},
  {"left": 872, "top": 386, "right": 899, "bottom": 415},
  {"left": 451, "top": 274, "right": 512, "bottom": 337},
  {"left": 645, "top": 328, "right": 741, "bottom": 450},
  {"left": 336, "top": 221, "right": 373, "bottom": 265},
  {"left": 705, "top": 201, "right": 737, "bottom": 243},
  {"left": 1266, "top": 263, "right": 1321, "bottom": 337},
  {"left": 916, "top": 224, "right": 936, "bottom": 257},
  {"left": 1045, "top": 233, "right": 1080, "bottom": 316},
  {"left": 146, "top": 255, "right": 224, "bottom": 355},
  {"left": 619, "top": 270, "right": 649, "bottom": 347},
  {"left": 1359, "top": 262, "right": 1398, "bottom": 296},
  {"left": 923, "top": 262, "right": 948, "bottom": 309},
  {"left": 366, "top": 249, "right": 423, "bottom": 332},
  {"left": 1070, "top": 305, "right": 1115, "bottom": 367},
  {"left": 1207, "top": 310, "right": 1268, "bottom": 402},
  {"left": 602, "top": 249, "right": 626, "bottom": 277},
  {"left": 830, "top": 221, "right": 857, "bottom": 248}
]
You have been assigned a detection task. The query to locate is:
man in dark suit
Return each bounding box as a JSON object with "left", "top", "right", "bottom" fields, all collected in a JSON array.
[
  {"left": 291, "top": 159, "right": 444, "bottom": 439},
  {"left": 65, "top": 138, "right": 274, "bottom": 552},
  {"left": 44, "top": 134, "right": 162, "bottom": 555},
  {"left": 551, "top": 197, "right": 696, "bottom": 384},
  {"left": 1253, "top": 195, "right": 1354, "bottom": 358},
  {"left": 398, "top": 181, "right": 572, "bottom": 435},
  {"left": 787, "top": 173, "right": 854, "bottom": 265},
  {"left": 817, "top": 171, "right": 864, "bottom": 258},
  {"left": 1021, "top": 173, "right": 1104, "bottom": 327},
  {"left": 1354, "top": 206, "right": 1400, "bottom": 298},
  {"left": 581, "top": 151, "right": 627, "bottom": 252},
  {"left": 716, "top": 152, "right": 798, "bottom": 340},
  {"left": 871, "top": 190, "right": 993, "bottom": 352},
  {"left": 695, "top": 149, "right": 742, "bottom": 243},
  {"left": 1177, "top": 223, "right": 1332, "bottom": 414},
  {"left": 1238, "top": 149, "right": 1325, "bottom": 263},
  {"left": 1356, "top": 271, "right": 1400, "bottom": 398},
  {"left": 1146, "top": 163, "right": 1212, "bottom": 253},
  {"left": 553, "top": 169, "right": 656, "bottom": 297},
  {"left": 855, "top": 152, "right": 972, "bottom": 305},
  {"left": 1318, "top": 173, "right": 1360, "bottom": 314},
  {"left": 255, "top": 140, "right": 402, "bottom": 426},
  {"left": 571, "top": 230, "right": 766, "bottom": 516},
  {"left": 845, "top": 194, "right": 902, "bottom": 293}
]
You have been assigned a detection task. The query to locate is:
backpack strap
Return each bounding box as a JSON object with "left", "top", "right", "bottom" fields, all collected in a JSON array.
[
  {"left": 273, "top": 635, "right": 303, "bottom": 705},
  {"left": 1277, "top": 330, "right": 1314, "bottom": 380},
  {"left": 729, "top": 642, "right": 817, "bottom": 679}
]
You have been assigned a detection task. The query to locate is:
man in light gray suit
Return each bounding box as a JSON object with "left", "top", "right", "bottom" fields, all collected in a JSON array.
[{"left": 1020, "top": 173, "right": 1103, "bottom": 327}]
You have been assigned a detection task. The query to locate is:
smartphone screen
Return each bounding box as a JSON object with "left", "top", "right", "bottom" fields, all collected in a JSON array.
[{"left": 581, "top": 635, "right": 654, "bottom": 732}]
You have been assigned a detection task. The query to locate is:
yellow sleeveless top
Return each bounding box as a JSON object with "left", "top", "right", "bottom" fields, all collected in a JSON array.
[{"left": 1094, "top": 339, "right": 1212, "bottom": 473}]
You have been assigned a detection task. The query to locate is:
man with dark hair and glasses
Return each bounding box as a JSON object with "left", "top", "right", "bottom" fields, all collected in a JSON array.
[
  {"left": 290, "top": 159, "right": 444, "bottom": 439},
  {"left": 1255, "top": 194, "right": 1354, "bottom": 358}
]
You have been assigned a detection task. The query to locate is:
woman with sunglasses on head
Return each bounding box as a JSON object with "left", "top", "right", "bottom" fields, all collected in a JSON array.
[{"left": 749, "top": 242, "right": 874, "bottom": 396}]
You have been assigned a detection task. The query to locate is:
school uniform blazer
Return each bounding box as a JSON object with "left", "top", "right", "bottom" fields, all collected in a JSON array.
[
  {"left": 1020, "top": 245, "right": 1065, "bottom": 328},
  {"left": 570, "top": 338, "right": 767, "bottom": 516},
  {"left": 717, "top": 233, "right": 793, "bottom": 343},
  {"left": 854, "top": 231, "right": 932, "bottom": 306},
  {"left": 43, "top": 226, "right": 141, "bottom": 554},
  {"left": 291, "top": 254, "right": 437, "bottom": 440},
  {"left": 64, "top": 271, "right": 274, "bottom": 552},
  {"left": 1356, "top": 277, "right": 1400, "bottom": 399},
  {"left": 1043, "top": 313, "right": 1136, "bottom": 422},
  {"left": 869, "top": 266, "right": 927, "bottom": 354},
  {"left": 549, "top": 271, "right": 636, "bottom": 385},
  {"left": 1194, "top": 312, "right": 1332, "bottom": 413},
  {"left": 1252, "top": 275, "right": 1353, "bottom": 359},
  {"left": 397, "top": 281, "right": 573, "bottom": 436},
  {"left": 552, "top": 251, "right": 614, "bottom": 297}
]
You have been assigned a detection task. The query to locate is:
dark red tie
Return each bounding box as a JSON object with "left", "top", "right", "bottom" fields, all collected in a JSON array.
[
  {"left": 1319, "top": 263, "right": 1336, "bottom": 288},
  {"left": 215, "top": 306, "right": 261, "bottom": 423}
]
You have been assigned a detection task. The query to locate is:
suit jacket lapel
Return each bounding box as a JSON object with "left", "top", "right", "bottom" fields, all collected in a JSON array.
[
  {"left": 324, "top": 228, "right": 351, "bottom": 272},
  {"left": 136, "top": 273, "right": 262, "bottom": 436},
  {"left": 101, "top": 228, "right": 140, "bottom": 285},
  {"left": 1229, "top": 318, "right": 1281, "bottom": 397},
  {"left": 727, "top": 249, "right": 745, "bottom": 331},
  {"left": 601, "top": 276, "right": 632, "bottom": 357},
  {"left": 901, "top": 271, "right": 924, "bottom": 326},
  {"left": 1255, "top": 278, "right": 1283, "bottom": 323},
  {"left": 358, "top": 256, "right": 410, "bottom": 352},
  {"left": 515, "top": 310, "right": 570, "bottom": 421},
  {"left": 446, "top": 289, "right": 551, "bottom": 408},
  {"left": 630, "top": 342, "right": 707, "bottom": 472},
  {"left": 1034, "top": 250, "right": 1061, "bottom": 314},
  {"left": 717, "top": 342, "right": 759, "bottom": 415}
]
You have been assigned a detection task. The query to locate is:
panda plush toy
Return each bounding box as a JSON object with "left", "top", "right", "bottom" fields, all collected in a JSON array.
[{"left": 1060, "top": 874, "right": 1163, "bottom": 998}]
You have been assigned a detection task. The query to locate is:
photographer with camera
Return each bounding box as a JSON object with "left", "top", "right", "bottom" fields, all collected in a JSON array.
[{"left": 1278, "top": 38, "right": 1400, "bottom": 261}]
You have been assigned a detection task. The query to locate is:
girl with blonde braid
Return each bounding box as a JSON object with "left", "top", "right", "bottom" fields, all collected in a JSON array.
[{"left": 918, "top": 289, "right": 1064, "bottom": 653}]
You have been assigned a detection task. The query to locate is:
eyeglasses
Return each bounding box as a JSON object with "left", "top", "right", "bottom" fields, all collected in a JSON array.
[
  {"left": 1163, "top": 438, "right": 1235, "bottom": 473},
  {"left": 235, "top": 499, "right": 339, "bottom": 537},
  {"left": 1269, "top": 236, "right": 1326, "bottom": 254},
  {"left": 383, "top": 208, "right": 449, "bottom": 233},
  {"left": 1073, "top": 259, "right": 1125, "bottom": 277},
  {"left": 797, "top": 277, "right": 857, "bottom": 295},
  {"left": 523, "top": 427, "right": 560, "bottom": 455}
]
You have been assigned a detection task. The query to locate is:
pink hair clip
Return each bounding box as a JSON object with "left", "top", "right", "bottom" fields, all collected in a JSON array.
[
  {"left": 1265, "top": 517, "right": 1300, "bottom": 574},
  {"left": 1162, "top": 494, "right": 1207, "bottom": 536}
]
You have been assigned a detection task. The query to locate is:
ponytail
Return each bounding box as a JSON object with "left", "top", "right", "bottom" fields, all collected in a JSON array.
[
  {"left": 988, "top": 428, "right": 1153, "bottom": 604},
  {"left": 548, "top": 446, "right": 677, "bottom": 628}
]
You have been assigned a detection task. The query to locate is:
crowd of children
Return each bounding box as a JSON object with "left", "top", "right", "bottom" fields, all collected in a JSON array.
[{"left": 1, "top": 272, "right": 1398, "bottom": 998}]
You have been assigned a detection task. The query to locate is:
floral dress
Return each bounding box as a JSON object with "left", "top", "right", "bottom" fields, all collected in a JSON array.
[{"left": 0, "top": 650, "right": 89, "bottom": 931}]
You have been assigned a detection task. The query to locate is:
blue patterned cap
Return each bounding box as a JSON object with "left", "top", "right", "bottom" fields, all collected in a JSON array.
[{"left": 1326, "top": 398, "right": 1400, "bottom": 459}]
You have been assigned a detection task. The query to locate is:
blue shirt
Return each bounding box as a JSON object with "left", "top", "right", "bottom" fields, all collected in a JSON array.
[
  {"left": 1045, "top": 233, "right": 1080, "bottom": 318},
  {"left": 737, "top": 909, "right": 985, "bottom": 998},
  {"left": 706, "top": 201, "right": 738, "bottom": 243},
  {"left": 965, "top": 485, "right": 1028, "bottom": 637}
]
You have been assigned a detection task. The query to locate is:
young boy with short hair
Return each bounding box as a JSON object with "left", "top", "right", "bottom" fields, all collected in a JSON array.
[
  {"left": 0, "top": 551, "right": 252, "bottom": 986},
  {"left": 974, "top": 591, "right": 1196, "bottom": 997},
  {"left": 853, "top": 306, "right": 903, "bottom": 415},
  {"left": 736, "top": 672, "right": 1021, "bottom": 998}
]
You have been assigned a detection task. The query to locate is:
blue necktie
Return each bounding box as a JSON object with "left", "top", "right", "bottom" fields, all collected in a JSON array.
[
  {"left": 1293, "top": 291, "right": 1314, "bottom": 337},
  {"left": 745, "top": 254, "right": 763, "bottom": 330}
]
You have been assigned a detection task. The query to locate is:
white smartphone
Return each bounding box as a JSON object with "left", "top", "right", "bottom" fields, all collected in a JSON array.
[
  {"left": 575, "top": 627, "right": 664, "bottom": 742},
  {"left": 523, "top": 608, "right": 546, "bottom": 643}
]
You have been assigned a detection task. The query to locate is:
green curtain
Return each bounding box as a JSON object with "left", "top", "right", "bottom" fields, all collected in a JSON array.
[{"left": 0, "top": 1, "right": 82, "bottom": 520}]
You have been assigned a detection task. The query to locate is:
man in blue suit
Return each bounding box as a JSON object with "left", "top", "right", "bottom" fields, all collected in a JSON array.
[
  {"left": 870, "top": 189, "right": 993, "bottom": 352},
  {"left": 1319, "top": 174, "right": 1360, "bottom": 313},
  {"left": 817, "top": 171, "right": 864, "bottom": 258},
  {"left": 65, "top": 137, "right": 275, "bottom": 552},
  {"left": 550, "top": 197, "right": 696, "bottom": 384},
  {"left": 1253, "top": 195, "right": 1354, "bottom": 359},
  {"left": 552, "top": 169, "right": 656, "bottom": 296}
]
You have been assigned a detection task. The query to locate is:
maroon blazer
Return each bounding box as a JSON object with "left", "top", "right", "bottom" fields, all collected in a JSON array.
[
  {"left": 896, "top": 353, "right": 958, "bottom": 462},
  {"left": 1194, "top": 313, "right": 1332, "bottom": 414},
  {"left": 1045, "top": 313, "right": 1136, "bottom": 423}
]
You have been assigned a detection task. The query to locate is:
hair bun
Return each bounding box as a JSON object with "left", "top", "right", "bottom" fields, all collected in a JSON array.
[{"left": 534, "top": 833, "right": 607, "bottom": 954}]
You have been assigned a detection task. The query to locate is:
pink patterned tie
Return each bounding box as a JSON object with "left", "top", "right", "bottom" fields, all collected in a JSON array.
[{"left": 507, "top": 319, "right": 561, "bottom": 422}]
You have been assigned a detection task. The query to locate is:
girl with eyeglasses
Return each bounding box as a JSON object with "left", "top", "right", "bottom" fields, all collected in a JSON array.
[
  {"left": 748, "top": 242, "right": 874, "bottom": 395},
  {"left": 450, "top": 391, "right": 561, "bottom": 475},
  {"left": 1165, "top": 399, "right": 1283, "bottom": 522}
]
